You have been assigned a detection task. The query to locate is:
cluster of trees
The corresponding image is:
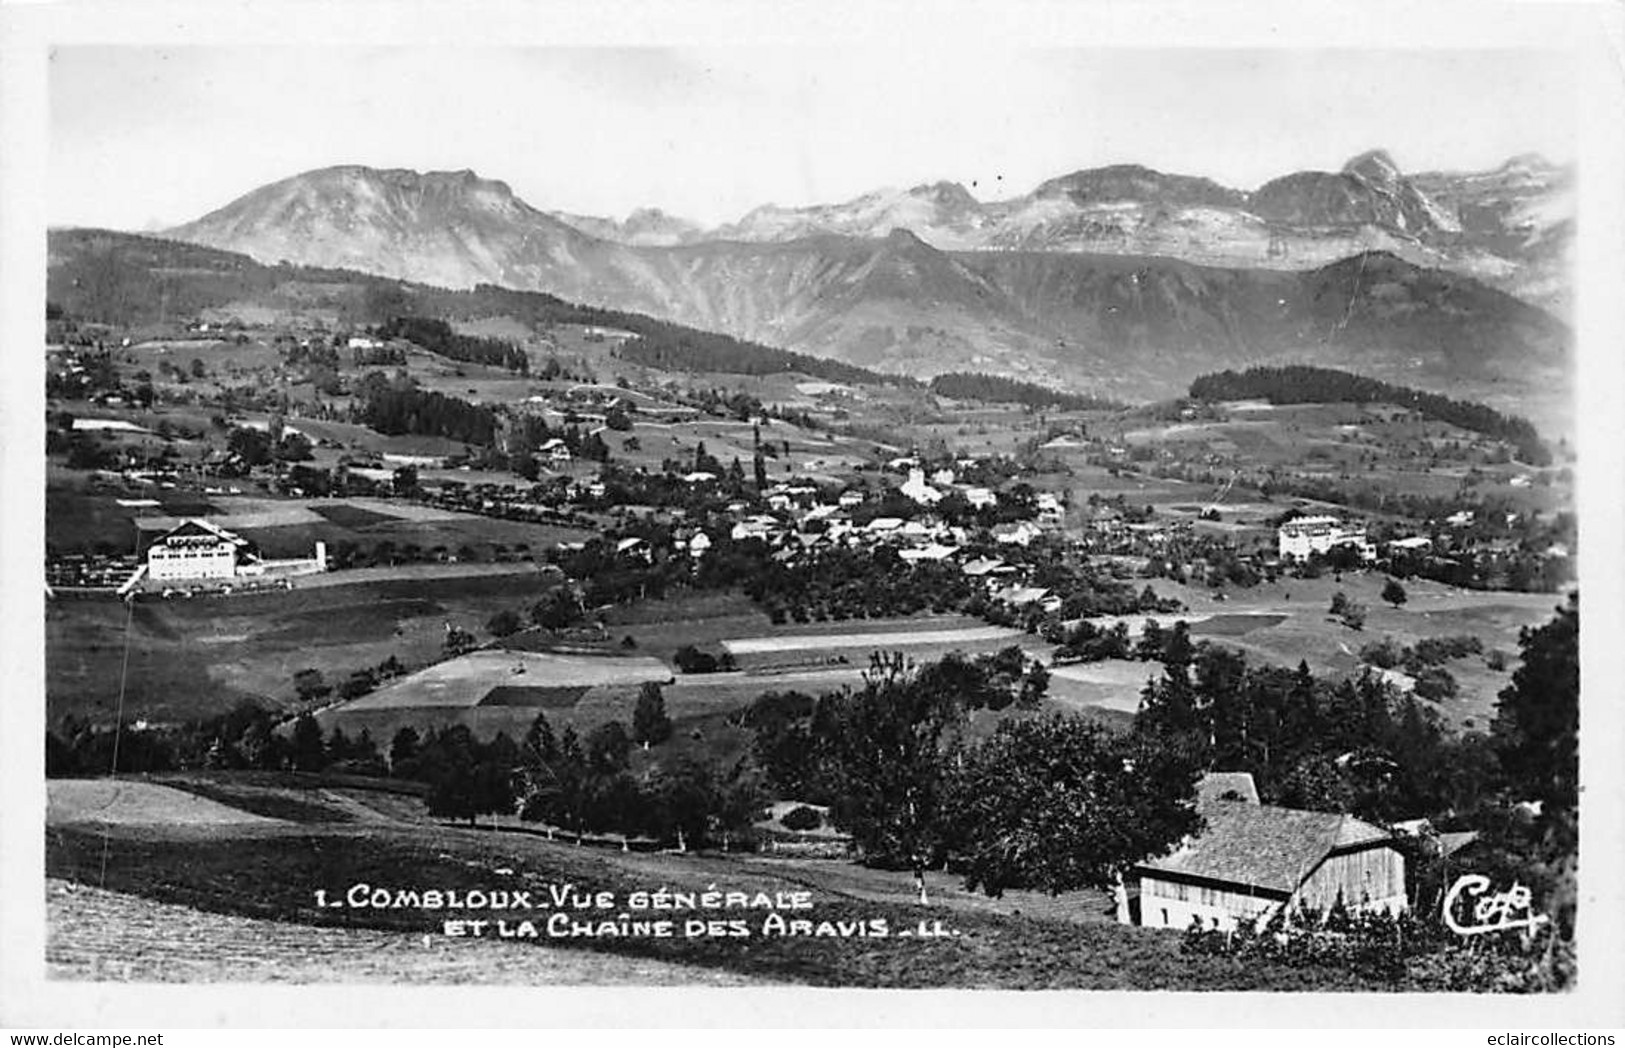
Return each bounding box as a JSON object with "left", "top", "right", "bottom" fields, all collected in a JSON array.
[
  {"left": 506, "top": 707, "right": 763, "bottom": 850},
  {"left": 44, "top": 701, "right": 384, "bottom": 778},
  {"left": 1385, "top": 540, "right": 1574, "bottom": 596},
  {"left": 929, "top": 372, "right": 1121, "bottom": 412},
  {"left": 1327, "top": 590, "right": 1367, "bottom": 631},
  {"left": 1134, "top": 646, "right": 1475, "bottom": 823},
  {"left": 226, "top": 425, "right": 312, "bottom": 467},
  {"left": 354, "top": 372, "right": 497, "bottom": 445},
  {"left": 672, "top": 645, "right": 736, "bottom": 674},
  {"left": 1048, "top": 616, "right": 1193, "bottom": 664},
  {"left": 1178, "top": 601, "right": 1578, "bottom": 990},
  {"left": 45, "top": 349, "right": 119, "bottom": 401},
  {"left": 616, "top": 328, "right": 899, "bottom": 387},
  {"left": 745, "top": 651, "right": 1196, "bottom": 901},
  {"left": 376, "top": 317, "right": 530, "bottom": 373},
  {"left": 352, "top": 342, "right": 408, "bottom": 366},
  {"left": 749, "top": 549, "right": 975, "bottom": 624},
  {"left": 1188, "top": 365, "right": 1550, "bottom": 466},
  {"left": 1134, "top": 593, "right": 1577, "bottom": 830},
  {"left": 1359, "top": 634, "right": 1484, "bottom": 678}
]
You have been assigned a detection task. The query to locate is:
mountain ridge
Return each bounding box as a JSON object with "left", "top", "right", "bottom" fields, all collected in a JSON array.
[{"left": 152, "top": 159, "right": 1572, "bottom": 408}]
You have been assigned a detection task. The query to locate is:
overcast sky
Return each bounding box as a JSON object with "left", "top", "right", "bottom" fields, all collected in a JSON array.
[{"left": 49, "top": 46, "right": 1577, "bottom": 231}]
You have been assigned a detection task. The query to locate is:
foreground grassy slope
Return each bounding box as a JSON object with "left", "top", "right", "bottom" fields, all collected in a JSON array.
[{"left": 47, "top": 776, "right": 1391, "bottom": 991}]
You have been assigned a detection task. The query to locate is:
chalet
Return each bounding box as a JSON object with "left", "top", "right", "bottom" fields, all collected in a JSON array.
[
  {"left": 1131, "top": 774, "right": 1406, "bottom": 932},
  {"left": 145, "top": 519, "right": 255, "bottom": 582},
  {"left": 899, "top": 520, "right": 935, "bottom": 541},
  {"left": 731, "top": 517, "right": 776, "bottom": 542},
  {"left": 993, "top": 521, "right": 1043, "bottom": 547},
  {"left": 961, "top": 556, "right": 1011, "bottom": 577},
  {"left": 538, "top": 438, "right": 573, "bottom": 463},
  {"left": 838, "top": 490, "right": 867, "bottom": 508},
  {"left": 963, "top": 486, "right": 998, "bottom": 509}
]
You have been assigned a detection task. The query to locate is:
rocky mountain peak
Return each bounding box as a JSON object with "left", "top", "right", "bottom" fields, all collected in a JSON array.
[{"left": 1342, "top": 149, "right": 1404, "bottom": 188}]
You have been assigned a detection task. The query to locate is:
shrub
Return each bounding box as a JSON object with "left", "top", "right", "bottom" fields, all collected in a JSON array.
[
  {"left": 1413, "top": 666, "right": 1458, "bottom": 702},
  {"left": 674, "top": 644, "right": 721, "bottom": 674},
  {"left": 781, "top": 805, "right": 824, "bottom": 831},
  {"left": 1359, "top": 637, "right": 1402, "bottom": 669}
]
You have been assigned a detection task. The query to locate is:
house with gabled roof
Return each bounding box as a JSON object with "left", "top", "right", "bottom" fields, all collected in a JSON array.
[
  {"left": 1131, "top": 772, "right": 1406, "bottom": 932},
  {"left": 145, "top": 518, "right": 256, "bottom": 581}
]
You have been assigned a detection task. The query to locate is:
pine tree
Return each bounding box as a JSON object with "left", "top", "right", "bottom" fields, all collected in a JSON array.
[
  {"left": 1492, "top": 594, "right": 1578, "bottom": 813},
  {"left": 523, "top": 712, "right": 558, "bottom": 764},
  {"left": 632, "top": 681, "right": 673, "bottom": 749},
  {"left": 290, "top": 712, "right": 326, "bottom": 772}
]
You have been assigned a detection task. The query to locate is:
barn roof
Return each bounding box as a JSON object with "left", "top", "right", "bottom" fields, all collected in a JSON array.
[{"left": 1140, "top": 800, "right": 1394, "bottom": 895}]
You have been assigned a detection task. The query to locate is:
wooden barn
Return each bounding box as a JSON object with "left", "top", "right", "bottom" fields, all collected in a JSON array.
[{"left": 1130, "top": 773, "right": 1407, "bottom": 932}]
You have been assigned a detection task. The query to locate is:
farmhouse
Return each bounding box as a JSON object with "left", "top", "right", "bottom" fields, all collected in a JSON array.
[
  {"left": 1276, "top": 515, "right": 1374, "bottom": 561},
  {"left": 1131, "top": 774, "right": 1406, "bottom": 932},
  {"left": 145, "top": 518, "right": 254, "bottom": 581}
]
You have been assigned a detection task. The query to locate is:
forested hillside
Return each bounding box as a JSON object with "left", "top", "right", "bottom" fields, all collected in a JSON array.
[{"left": 1189, "top": 365, "right": 1551, "bottom": 465}]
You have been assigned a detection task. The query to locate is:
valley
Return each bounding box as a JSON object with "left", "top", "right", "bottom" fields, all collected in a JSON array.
[{"left": 40, "top": 180, "right": 1578, "bottom": 993}]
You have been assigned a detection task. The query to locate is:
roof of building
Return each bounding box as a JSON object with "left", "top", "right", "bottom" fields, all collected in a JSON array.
[
  {"left": 153, "top": 518, "right": 248, "bottom": 547},
  {"left": 1279, "top": 515, "right": 1340, "bottom": 530},
  {"left": 1140, "top": 799, "right": 1394, "bottom": 895},
  {"left": 993, "top": 585, "right": 1051, "bottom": 606}
]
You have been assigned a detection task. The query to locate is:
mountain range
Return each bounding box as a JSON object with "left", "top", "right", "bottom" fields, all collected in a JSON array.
[
  {"left": 532, "top": 149, "right": 1571, "bottom": 312},
  {"left": 154, "top": 153, "right": 1572, "bottom": 407}
]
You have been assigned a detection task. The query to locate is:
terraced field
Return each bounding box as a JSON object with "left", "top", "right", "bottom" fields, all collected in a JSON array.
[{"left": 337, "top": 650, "right": 673, "bottom": 711}]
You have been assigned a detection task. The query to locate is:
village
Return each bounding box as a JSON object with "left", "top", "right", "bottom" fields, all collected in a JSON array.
[{"left": 40, "top": 241, "right": 1579, "bottom": 991}]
